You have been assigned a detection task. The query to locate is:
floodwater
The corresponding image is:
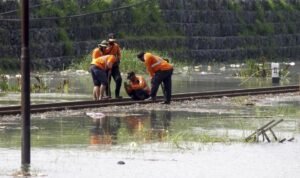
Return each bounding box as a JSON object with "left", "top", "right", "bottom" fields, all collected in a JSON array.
[
  {"left": 0, "top": 62, "right": 299, "bottom": 106},
  {"left": 0, "top": 62, "right": 300, "bottom": 177},
  {"left": 0, "top": 92, "right": 300, "bottom": 177}
]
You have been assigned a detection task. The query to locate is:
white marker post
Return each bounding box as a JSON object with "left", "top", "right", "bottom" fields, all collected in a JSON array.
[{"left": 271, "top": 62, "right": 280, "bottom": 84}]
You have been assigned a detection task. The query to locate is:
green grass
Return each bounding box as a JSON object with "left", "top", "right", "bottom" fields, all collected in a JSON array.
[
  {"left": 0, "top": 73, "right": 20, "bottom": 92},
  {"left": 237, "top": 58, "right": 270, "bottom": 78},
  {"left": 0, "top": 58, "right": 20, "bottom": 72},
  {"left": 0, "top": 75, "right": 9, "bottom": 91},
  {"left": 120, "top": 49, "right": 146, "bottom": 74},
  {"left": 171, "top": 132, "right": 231, "bottom": 145},
  {"left": 255, "top": 20, "right": 274, "bottom": 35},
  {"left": 236, "top": 57, "right": 291, "bottom": 79}
]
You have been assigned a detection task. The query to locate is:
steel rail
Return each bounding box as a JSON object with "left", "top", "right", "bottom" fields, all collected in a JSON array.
[{"left": 0, "top": 85, "right": 299, "bottom": 116}]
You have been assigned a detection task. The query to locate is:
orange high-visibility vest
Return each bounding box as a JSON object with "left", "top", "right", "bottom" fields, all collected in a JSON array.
[
  {"left": 91, "top": 55, "right": 116, "bottom": 70},
  {"left": 92, "top": 48, "right": 104, "bottom": 59},
  {"left": 144, "top": 53, "right": 173, "bottom": 77},
  {"left": 130, "top": 75, "right": 150, "bottom": 93}
]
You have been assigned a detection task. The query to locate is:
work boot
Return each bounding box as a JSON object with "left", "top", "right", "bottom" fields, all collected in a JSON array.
[
  {"left": 145, "top": 97, "right": 156, "bottom": 102},
  {"left": 100, "top": 96, "right": 110, "bottom": 100}
]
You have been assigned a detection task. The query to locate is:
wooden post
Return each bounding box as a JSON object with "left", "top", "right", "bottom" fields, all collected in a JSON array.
[
  {"left": 269, "top": 129, "right": 277, "bottom": 141},
  {"left": 262, "top": 131, "right": 271, "bottom": 142}
]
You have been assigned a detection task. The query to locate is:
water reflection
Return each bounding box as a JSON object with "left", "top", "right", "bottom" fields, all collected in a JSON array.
[
  {"left": 123, "top": 111, "right": 171, "bottom": 142},
  {"left": 88, "top": 111, "right": 172, "bottom": 146},
  {"left": 89, "top": 117, "right": 120, "bottom": 146},
  {"left": 148, "top": 111, "right": 171, "bottom": 142},
  {"left": 135, "top": 111, "right": 170, "bottom": 142}
]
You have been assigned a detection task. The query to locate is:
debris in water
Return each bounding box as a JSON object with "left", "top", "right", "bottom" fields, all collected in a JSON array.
[
  {"left": 86, "top": 112, "right": 106, "bottom": 119},
  {"left": 117, "top": 161, "right": 125, "bottom": 165},
  {"left": 279, "top": 138, "right": 286, "bottom": 143}
]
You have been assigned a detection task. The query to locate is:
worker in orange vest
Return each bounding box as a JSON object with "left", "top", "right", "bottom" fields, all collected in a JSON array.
[
  {"left": 104, "top": 33, "right": 122, "bottom": 99},
  {"left": 90, "top": 55, "right": 117, "bottom": 100},
  {"left": 124, "top": 71, "right": 150, "bottom": 100},
  {"left": 91, "top": 40, "right": 108, "bottom": 59},
  {"left": 137, "top": 52, "right": 173, "bottom": 104}
]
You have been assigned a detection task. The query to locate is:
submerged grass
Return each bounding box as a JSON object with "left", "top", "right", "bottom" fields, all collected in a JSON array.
[{"left": 171, "top": 132, "right": 231, "bottom": 144}]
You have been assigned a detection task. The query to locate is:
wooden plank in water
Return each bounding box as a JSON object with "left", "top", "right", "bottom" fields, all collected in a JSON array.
[{"left": 245, "top": 120, "right": 275, "bottom": 142}]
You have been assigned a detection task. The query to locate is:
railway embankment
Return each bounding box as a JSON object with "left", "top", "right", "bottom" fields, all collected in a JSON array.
[{"left": 0, "top": 0, "right": 299, "bottom": 70}]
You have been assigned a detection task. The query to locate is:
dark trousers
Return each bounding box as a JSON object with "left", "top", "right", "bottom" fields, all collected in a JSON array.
[
  {"left": 129, "top": 89, "right": 150, "bottom": 100},
  {"left": 151, "top": 69, "right": 173, "bottom": 102},
  {"left": 106, "top": 65, "right": 122, "bottom": 97}
]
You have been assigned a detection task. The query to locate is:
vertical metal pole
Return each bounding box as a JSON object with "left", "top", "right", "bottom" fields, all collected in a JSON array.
[{"left": 21, "top": 0, "right": 31, "bottom": 171}]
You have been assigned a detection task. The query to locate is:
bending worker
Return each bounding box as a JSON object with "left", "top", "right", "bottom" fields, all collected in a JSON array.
[
  {"left": 137, "top": 52, "right": 173, "bottom": 104},
  {"left": 124, "top": 71, "right": 150, "bottom": 100},
  {"left": 90, "top": 55, "right": 117, "bottom": 100},
  {"left": 90, "top": 41, "right": 107, "bottom": 100},
  {"left": 104, "top": 33, "right": 122, "bottom": 99},
  {"left": 92, "top": 40, "right": 108, "bottom": 59}
]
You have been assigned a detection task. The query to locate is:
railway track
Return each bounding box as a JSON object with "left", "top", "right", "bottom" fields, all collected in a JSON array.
[{"left": 0, "top": 85, "right": 299, "bottom": 116}]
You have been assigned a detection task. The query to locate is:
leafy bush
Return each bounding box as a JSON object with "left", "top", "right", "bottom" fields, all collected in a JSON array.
[{"left": 267, "top": 0, "right": 276, "bottom": 10}]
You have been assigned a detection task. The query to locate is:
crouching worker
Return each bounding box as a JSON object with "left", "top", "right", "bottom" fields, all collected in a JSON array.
[
  {"left": 90, "top": 55, "right": 117, "bottom": 100},
  {"left": 124, "top": 71, "right": 150, "bottom": 100}
]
